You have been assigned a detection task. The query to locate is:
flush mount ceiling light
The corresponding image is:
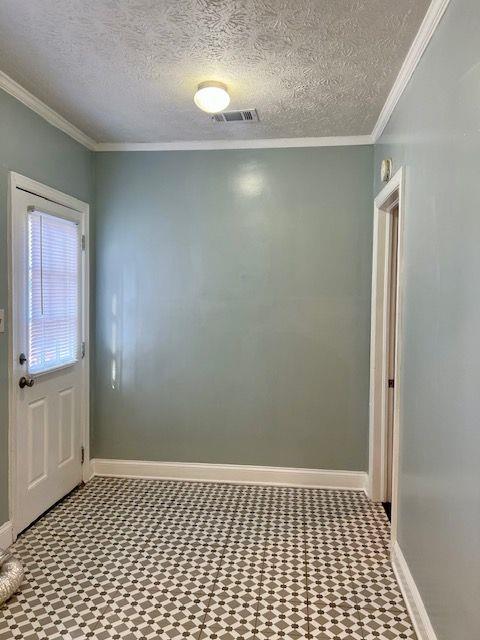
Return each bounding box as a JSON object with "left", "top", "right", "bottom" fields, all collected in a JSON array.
[{"left": 194, "top": 81, "right": 230, "bottom": 113}]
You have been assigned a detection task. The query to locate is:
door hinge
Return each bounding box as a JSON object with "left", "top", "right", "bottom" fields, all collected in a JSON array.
[
  {"left": 81, "top": 341, "right": 86, "bottom": 358},
  {"left": 81, "top": 446, "right": 85, "bottom": 465},
  {"left": 388, "top": 378, "right": 395, "bottom": 388},
  {"left": 81, "top": 234, "right": 86, "bottom": 251}
]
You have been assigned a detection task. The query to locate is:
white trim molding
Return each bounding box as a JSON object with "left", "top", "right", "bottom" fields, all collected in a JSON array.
[
  {"left": 0, "top": 0, "right": 449, "bottom": 150},
  {"left": 371, "top": 0, "right": 451, "bottom": 140},
  {"left": 94, "top": 135, "right": 373, "bottom": 152},
  {"left": 83, "top": 461, "right": 95, "bottom": 483},
  {"left": 0, "top": 521, "right": 13, "bottom": 550},
  {"left": 8, "top": 172, "right": 89, "bottom": 214},
  {"left": 91, "top": 459, "right": 368, "bottom": 491},
  {"left": 368, "top": 168, "right": 405, "bottom": 547},
  {"left": 0, "top": 70, "right": 96, "bottom": 150},
  {"left": 391, "top": 542, "right": 439, "bottom": 640}
]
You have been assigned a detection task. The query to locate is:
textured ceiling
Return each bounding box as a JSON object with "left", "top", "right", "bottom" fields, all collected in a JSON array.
[{"left": 0, "top": 0, "right": 430, "bottom": 143}]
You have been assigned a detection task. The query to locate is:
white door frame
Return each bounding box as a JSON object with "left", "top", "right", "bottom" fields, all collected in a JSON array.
[
  {"left": 7, "top": 171, "right": 90, "bottom": 539},
  {"left": 368, "top": 167, "right": 405, "bottom": 545}
]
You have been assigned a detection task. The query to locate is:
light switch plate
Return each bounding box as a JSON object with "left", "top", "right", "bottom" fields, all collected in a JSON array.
[{"left": 0, "top": 309, "right": 4, "bottom": 333}]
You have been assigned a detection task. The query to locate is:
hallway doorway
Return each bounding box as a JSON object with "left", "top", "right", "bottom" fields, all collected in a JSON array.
[
  {"left": 368, "top": 168, "right": 404, "bottom": 543},
  {"left": 384, "top": 202, "right": 399, "bottom": 519}
]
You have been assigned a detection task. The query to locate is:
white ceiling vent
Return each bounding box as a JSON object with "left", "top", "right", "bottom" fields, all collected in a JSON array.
[{"left": 212, "top": 109, "right": 259, "bottom": 123}]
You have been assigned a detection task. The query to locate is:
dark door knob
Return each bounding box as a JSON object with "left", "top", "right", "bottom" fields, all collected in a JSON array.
[{"left": 19, "top": 376, "right": 35, "bottom": 389}]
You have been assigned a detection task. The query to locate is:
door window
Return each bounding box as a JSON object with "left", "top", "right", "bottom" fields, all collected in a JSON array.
[{"left": 27, "top": 209, "right": 81, "bottom": 374}]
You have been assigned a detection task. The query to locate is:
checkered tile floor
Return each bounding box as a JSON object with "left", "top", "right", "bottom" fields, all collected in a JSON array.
[{"left": 0, "top": 478, "right": 416, "bottom": 639}]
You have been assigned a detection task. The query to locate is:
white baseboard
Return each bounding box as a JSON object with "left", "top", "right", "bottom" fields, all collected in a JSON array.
[
  {"left": 391, "top": 541, "right": 438, "bottom": 640},
  {"left": 0, "top": 521, "right": 13, "bottom": 550},
  {"left": 91, "top": 458, "right": 368, "bottom": 491}
]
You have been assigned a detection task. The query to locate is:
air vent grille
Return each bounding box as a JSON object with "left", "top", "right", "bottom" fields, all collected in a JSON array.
[{"left": 212, "top": 109, "right": 259, "bottom": 123}]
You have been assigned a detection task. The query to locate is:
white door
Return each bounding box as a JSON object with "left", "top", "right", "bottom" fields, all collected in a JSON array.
[{"left": 11, "top": 183, "right": 86, "bottom": 534}]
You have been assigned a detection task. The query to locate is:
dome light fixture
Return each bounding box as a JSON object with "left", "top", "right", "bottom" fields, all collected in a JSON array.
[{"left": 194, "top": 81, "right": 230, "bottom": 114}]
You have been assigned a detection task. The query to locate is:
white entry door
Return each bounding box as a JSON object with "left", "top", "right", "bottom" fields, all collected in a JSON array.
[{"left": 11, "top": 178, "right": 87, "bottom": 534}]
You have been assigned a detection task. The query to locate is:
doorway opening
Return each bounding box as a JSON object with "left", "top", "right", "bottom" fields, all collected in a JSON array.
[
  {"left": 383, "top": 202, "right": 399, "bottom": 520},
  {"left": 368, "top": 168, "right": 405, "bottom": 544}
]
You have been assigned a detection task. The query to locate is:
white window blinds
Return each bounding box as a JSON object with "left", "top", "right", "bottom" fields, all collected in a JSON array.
[{"left": 27, "top": 210, "right": 81, "bottom": 375}]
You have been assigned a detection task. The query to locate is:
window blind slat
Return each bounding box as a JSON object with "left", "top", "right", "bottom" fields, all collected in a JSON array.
[{"left": 27, "top": 210, "right": 80, "bottom": 375}]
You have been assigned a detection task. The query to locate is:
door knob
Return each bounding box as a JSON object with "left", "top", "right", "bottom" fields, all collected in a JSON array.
[{"left": 19, "top": 376, "right": 35, "bottom": 389}]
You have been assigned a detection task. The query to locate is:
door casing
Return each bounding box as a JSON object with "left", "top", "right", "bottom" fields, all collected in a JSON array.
[
  {"left": 7, "top": 171, "right": 90, "bottom": 539},
  {"left": 368, "top": 167, "right": 405, "bottom": 546}
]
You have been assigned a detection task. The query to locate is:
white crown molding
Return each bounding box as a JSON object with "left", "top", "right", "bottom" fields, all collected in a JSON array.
[
  {"left": 91, "top": 458, "right": 368, "bottom": 491},
  {"left": 371, "top": 0, "right": 451, "bottom": 141},
  {"left": 0, "top": 74, "right": 372, "bottom": 150},
  {"left": 0, "top": 70, "right": 96, "bottom": 150},
  {"left": 94, "top": 135, "right": 373, "bottom": 152},
  {"left": 0, "top": 521, "right": 13, "bottom": 550},
  {"left": 0, "top": 0, "right": 449, "bottom": 151},
  {"left": 391, "top": 542, "right": 439, "bottom": 640}
]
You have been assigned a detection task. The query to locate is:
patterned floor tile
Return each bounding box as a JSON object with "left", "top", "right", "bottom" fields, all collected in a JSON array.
[
  {"left": 358, "top": 607, "right": 418, "bottom": 639},
  {"left": 254, "top": 598, "right": 310, "bottom": 639},
  {"left": 255, "top": 572, "right": 309, "bottom": 638},
  {"left": 308, "top": 568, "right": 358, "bottom": 610},
  {"left": 308, "top": 606, "right": 365, "bottom": 639},
  {"left": 349, "top": 566, "right": 405, "bottom": 610},
  {"left": 0, "top": 478, "right": 417, "bottom": 640},
  {"left": 199, "top": 580, "right": 264, "bottom": 640}
]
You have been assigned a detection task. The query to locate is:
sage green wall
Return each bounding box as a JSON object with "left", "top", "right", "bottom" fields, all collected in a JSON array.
[
  {"left": 0, "top": 89, "right": 94, "bottom": 525},
  {"left": 374, "top": 2, "right": 480, "bottom": 639},
  {"left": 94, "top": 146, "right": 373, "bottom": 470}
]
